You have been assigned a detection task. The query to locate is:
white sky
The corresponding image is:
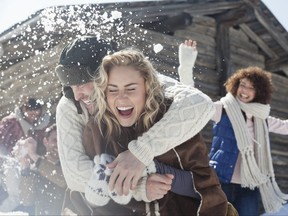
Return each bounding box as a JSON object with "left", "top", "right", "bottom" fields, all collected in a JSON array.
[
  {"left": 261, "top": 0, "right": 288, "bottom": 31},
  {"left": 0, "top": 0, "right": 287, "bottom": 34}
]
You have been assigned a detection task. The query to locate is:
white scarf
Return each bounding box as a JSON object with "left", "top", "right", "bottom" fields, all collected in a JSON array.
[{"left": 220, "top": 93, "right": 288, "bottom": 213}]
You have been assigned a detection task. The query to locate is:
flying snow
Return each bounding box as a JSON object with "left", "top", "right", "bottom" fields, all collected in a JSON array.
[{"left": 153, "top": 43, "right": 163, "bottom": 53}]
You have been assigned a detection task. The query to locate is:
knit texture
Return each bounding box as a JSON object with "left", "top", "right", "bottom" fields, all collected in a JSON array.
[
  {"left": 178, "top": 43, "right": 198, "bottom": 86},
  {"left": 56, "top": 96, "right": 92, "bottom": 193},
  {"left": 132, "top": 176, "right": 150, "bottom": 202},
  {"left": 85, "top": 154, "right": 115, "bottom": 207},
  {"left": 85, "top": 154, "right": 156, "bottom": 206},
  {"left": 128, "top": 83, "right": 215, "bottom": 166},
  {"left": 220, "top": 93, "right": 288, "bottom": 213}
]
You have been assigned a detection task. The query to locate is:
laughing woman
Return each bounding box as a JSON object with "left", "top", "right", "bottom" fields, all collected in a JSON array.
[
  {"left": 178, "top": 42, "right": 288, "bottom": 215},
  {"left": 83, "top": 47, "right": 229, "bottom": 215}
]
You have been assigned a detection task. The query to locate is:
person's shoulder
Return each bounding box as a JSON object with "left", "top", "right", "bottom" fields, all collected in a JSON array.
[
  {"left": 56, "top": 96, "right": 78, "bottom": 119},
  {"left": 56, "top": 96, "right": 90, "bottom": 125},
  {"left": 157, "top": 73, "right": 178, "bottom": 85},
  {"left": 56, "top": 96, "right": 77, "bottom": 112},
  {"left": 57, "top": 96, "right": 73, "bottom": 106},
  {"left": 0, "top": 112, "right": 17, "bottom": 124}
]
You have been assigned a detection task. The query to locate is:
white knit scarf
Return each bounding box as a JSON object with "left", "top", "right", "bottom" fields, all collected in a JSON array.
[{"left": 220, "top": 93, "right": 288, "bottom": 213}]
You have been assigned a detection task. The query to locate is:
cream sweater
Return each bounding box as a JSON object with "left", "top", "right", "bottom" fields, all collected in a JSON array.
[{"left": 56, "top": 50, "right": 213, "bottom": 193}]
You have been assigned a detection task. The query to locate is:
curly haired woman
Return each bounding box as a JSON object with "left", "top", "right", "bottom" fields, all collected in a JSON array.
[{"left": 178, "top": 46, "right": 288, "bottom": 215}]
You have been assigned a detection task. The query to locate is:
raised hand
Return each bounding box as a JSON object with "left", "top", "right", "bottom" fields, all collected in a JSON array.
[{"left": 178, "top": 39, "right": 198, "bottom": 86}]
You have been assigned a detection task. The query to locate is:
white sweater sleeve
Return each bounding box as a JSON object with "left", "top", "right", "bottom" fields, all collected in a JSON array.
[
  {"left": 56, "top": 96, "right": 93, "bottom": 192},
  {"left": 267, "top": 116, "right": 288, "bottom": 135},
  {"left": 128, "top": 75, "right": 215, "bottom": 166}
]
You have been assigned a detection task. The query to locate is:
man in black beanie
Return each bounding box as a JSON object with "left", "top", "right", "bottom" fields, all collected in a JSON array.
[
  {"left": 56, "top": 36, "right": 112, "bottom": 114},
  {"left": 55, "top": 36, "right": 215, "bottom": 214}
]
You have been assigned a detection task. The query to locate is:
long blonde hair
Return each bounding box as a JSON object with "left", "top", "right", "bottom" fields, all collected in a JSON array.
[{"left": 90, "top": 48, "right": 165, "bottom": 145}]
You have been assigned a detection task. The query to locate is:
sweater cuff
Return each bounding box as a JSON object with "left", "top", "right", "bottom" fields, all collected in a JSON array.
[
  {"left": 128, "top": 140, "right": 154, "bottom": 166},
  {"left": 133, "top": 176, "right": 150, "bottom": 202}
]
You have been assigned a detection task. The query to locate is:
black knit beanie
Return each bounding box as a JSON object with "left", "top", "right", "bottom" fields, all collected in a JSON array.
[{"left": 55, "top": 36, "right": 112, "bottom": 86}]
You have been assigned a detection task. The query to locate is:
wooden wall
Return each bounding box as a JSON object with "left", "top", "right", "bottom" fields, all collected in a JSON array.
[{"left": 117, "top": 15, "right": 288, "bottom": 197}]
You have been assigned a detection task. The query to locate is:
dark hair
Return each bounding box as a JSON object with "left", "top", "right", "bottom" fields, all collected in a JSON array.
[
  {"left": 225, "top": 66, "right": 273, "bottom": 104},
  {"left": 21, "top": 97, "right": 42, "bottom": 111}
]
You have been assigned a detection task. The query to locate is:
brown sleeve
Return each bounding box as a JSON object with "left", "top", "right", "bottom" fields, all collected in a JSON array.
[
  {"left": 157, "top": 133, "right": 228, "bottom": 216},
  {"left": 82, "top": 117, "right": 103, "bottom": 160},
  {"left": 179, "top": 134, "right": 228, "bottom": 216}
]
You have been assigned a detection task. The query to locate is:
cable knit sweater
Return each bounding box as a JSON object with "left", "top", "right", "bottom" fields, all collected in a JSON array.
[{"left": 56, "top": 50, "right": 214, "bottom": 193}]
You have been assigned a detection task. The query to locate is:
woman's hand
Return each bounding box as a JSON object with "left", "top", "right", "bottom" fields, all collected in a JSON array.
[
  {"left": 146, "top": 173, "right": 173, "bottom": 201},
  {"left": 178, "top": 39, "right": 198, "bottom": 86},
  {"left": 183, "top": 39, "right": 197, "bottom": 50}
]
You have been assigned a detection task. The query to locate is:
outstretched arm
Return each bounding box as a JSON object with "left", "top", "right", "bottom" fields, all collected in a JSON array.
[
  {"left": 108, "top": 40, "right": 214, "bottom": 195},
  {"left": 178, "top": 39, "right": 198, "bottom": 87}
]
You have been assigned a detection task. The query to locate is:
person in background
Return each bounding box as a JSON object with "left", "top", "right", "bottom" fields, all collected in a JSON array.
[
  {"left": 0, "top": 96, "right": 50, "bottom": 155},
  {"left": 55, "top": 36, "right": 215, "bottom": 214},
  {"left": 14, "top": 123, "right": 66, "bottom": 215},
  {"left": 82, "top": 47, "right": 228, "bottom": 215},
  {"left": 178, "top": 41, "right": 288, "bottom": 215},
  {"left": 0, "top": 96, "right": 50, "bottom": 212}
]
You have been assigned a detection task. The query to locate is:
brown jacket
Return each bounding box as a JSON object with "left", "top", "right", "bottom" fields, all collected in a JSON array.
[{"left": 83, "top": 118, "right": 228, "bottom": 216}]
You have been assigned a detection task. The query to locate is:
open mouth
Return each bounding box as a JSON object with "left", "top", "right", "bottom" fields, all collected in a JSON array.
[
  {"left": 82, "top": 99, "right": 92, "bottom": 105},
  {"left": 117, "top": 106, "right": 133, "bottom": 116},
  {"left": 240, "top": 93, "right": 249, "bottom": 99}
]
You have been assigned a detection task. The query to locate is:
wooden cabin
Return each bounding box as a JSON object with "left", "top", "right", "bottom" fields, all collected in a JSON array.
[{"left": 1, "top": 0, "right": 288, "bottom": 210}]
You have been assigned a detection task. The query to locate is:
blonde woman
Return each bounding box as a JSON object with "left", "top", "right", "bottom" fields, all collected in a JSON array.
[{"left": 83, "top": 47, "right": 228, "bottom": 215}]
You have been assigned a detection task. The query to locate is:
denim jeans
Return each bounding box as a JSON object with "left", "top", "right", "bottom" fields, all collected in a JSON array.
[{"left": 221, "top": 183, "right": 259, "bottom": 216}]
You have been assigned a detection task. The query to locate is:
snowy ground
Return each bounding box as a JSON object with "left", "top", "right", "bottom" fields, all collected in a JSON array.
[
  {"left": 1, "top": 204, "right": 288, "bottom": 216},
  {"left": 0, "top": 212, "right": 28, "bottom": 215},
  {"left": 261, "top": 204, "right": 288, "bottom": 216}
]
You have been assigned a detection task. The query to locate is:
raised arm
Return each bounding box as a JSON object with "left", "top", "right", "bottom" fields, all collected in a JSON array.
[
  {"left": 268, "top": 116, "right": 288, "bottom": 135},
  {"left": 178, "top": 39, "right": 198, "bottom": 86}
]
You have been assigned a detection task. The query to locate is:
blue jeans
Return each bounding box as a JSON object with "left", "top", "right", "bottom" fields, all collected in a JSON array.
[{"left": 221, "top": 183, "right": 259, "bottom": 216}]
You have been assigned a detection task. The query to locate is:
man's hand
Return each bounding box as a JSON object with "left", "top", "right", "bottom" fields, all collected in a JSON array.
[
  {"left": 106, "top": 150, "right": 145, "bottom": 195},
  {"left": 146, "top": 174, "right": 173, "bottom": 201}
]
